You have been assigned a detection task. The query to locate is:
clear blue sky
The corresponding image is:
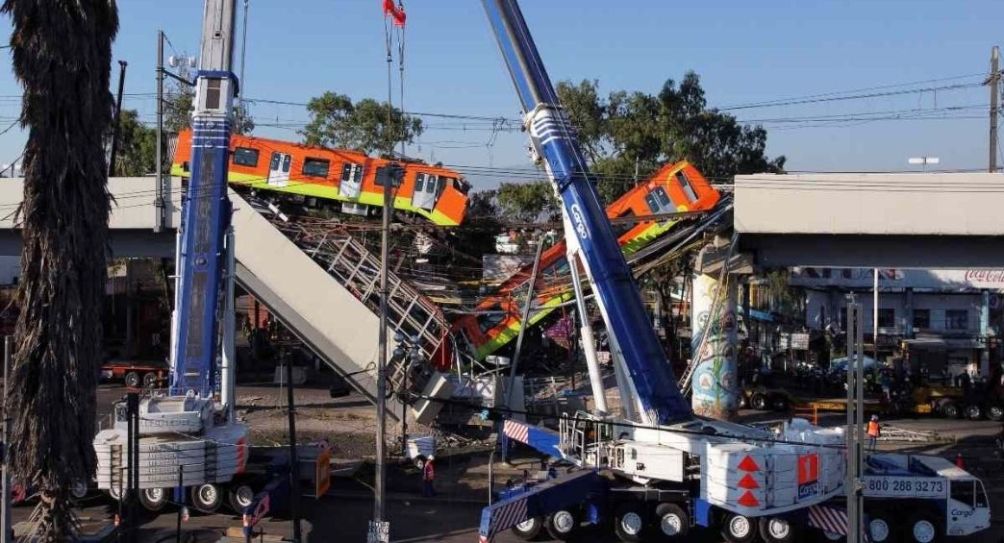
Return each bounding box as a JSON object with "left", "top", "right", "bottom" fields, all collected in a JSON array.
[{"left": 2, "top": 1, "right": 1003, "bottom": 186}]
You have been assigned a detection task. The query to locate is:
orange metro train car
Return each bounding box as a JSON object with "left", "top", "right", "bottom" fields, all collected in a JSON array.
[
  {"left": 448, "top": 161, "right": 721, "bottom": 363},
  {"left": 171, "top": 130, "right": 470, "bottom": 226}
]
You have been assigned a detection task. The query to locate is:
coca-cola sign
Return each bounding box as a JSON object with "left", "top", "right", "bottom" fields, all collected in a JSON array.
[
  {"left": 791, "top": 267, "right": 1004, "bottom": 290},
  {"left": 964, "top": 269, "right": 1004, "bottom": 284}
]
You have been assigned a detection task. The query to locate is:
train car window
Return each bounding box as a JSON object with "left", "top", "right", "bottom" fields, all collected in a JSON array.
[
  {"left": 233, "top": 147, "right": 259, "bottom": 167},
  {"left": 645, "top": 187, "right": 674, "bottom": 214},
  {"left": 269, "top": 152, "right": 281, "bottom": 170},
  {"left": 675, "top": 171, "right": 699, "bottom": 202},
  {"left": 427, "top": 175, "right": 441, "bottom": 194},
  {"left": 415, "top": 173, "right": 426, "bottom": 192},
  {"left": 341, "top": 163, "right": 363, "bottom": 183},
  {"left": 281, "top": 154, "right": 291, "bottom": 173},
  {"left": 302, "top": 157, "right": 330, "bottom": 178}
]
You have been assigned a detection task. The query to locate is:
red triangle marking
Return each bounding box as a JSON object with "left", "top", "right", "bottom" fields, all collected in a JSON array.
[
  {"left": 738, "top": 456, "right": 760, "bottom": 472},
  {"left": 738, "top": 473, "right": 760, "bottom": 489},
  {"left": 738, "top": 490, "right": 760, "bottom": 507}
]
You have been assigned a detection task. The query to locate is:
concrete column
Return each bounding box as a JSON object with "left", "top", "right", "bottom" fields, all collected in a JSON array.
[
  {"left": 690, "top": 272, "right": 739, "bottom": 420},
  {"left": 980, "top": 289, "right": 990, "bottom": 378},
  {"left": 904, "top": 288, "right": 914, "bottom": 339}
]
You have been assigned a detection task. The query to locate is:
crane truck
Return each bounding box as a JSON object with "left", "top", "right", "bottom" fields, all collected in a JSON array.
[
  {"left": 93, "top": 0, "right": 253, "bottom": 514},
  {"left": 474, "top": 2, "right": 992, "bottom": 543}
]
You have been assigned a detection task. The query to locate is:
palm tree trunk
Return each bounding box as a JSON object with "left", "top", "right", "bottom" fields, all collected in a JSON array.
[{"left": 2, "top": 1, "right": 118, "bottom": 541}]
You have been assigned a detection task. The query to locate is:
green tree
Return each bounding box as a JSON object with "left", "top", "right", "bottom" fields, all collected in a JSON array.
[
  {"left": 164, "top": 61, "right": 195, "bottom": 134},
  {"left": 556, "top": 72, "right": 785, "bottom": 202},
  {"left": 301, "top": 91, "right": 422, "bottom": 156},
  {"left": 112, "top": 109, "right": 157, "bottom": 176},
  {"left": 496, "top": 180, "right": 559, "bottom": 222},
  {"left": 3, "top": 0, "right": 117, "bottom": 539},
  {"left": 444, "top": 189, "right": 503, "bottom": 264}
]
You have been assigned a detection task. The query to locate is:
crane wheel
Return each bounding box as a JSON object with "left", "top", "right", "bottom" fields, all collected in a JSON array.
[
  {"left": 124, "top": 372, "right": 141, "bottom": 389},
  {"left": 906, "top": 513, "right": 940, "bottom": 543},
  {"left": 190, "top": 483, "right": 223, "bottom": 514},
  {"left": 544, "top": 509, "right": 579, "bottom": 540},
  {"left": 228, "top": 482, "right": 256, "bottom": 513},
  {"left": 510, "top": 516, "right": 543, "bottom": 541},
  {"left": 864, "top": 510, "right": 897, "bottom": 543},
  {"left": 721, "top": 513, "right": 757, "bottom": 543},
  {"left": 819, "top": 530, "right": 845, "bottom": 542},
  {"left": 613, "top": 503, "right": 647, "bottom": 542},
  {"left": 143, "top": 372, "right": 158, "bottom": 388},
  {"left": 751, "top": 394, "right": 769, "bottom": 411},
  {"left": 653, "top": 502, "right": 689, "bottom": 540},
  {"left": 139, "top": 488, "right": 169, "bottom": 512},
  {"left": 759, "top": 516, "right": 798, "bottom": 543}
]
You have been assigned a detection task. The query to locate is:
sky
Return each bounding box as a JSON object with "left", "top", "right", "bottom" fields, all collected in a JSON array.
[{"left": 1, "top": 0, "right": 1003, "bottom": 189}]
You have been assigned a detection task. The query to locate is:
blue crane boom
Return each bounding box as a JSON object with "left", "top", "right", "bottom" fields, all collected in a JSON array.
[
  {"left": 480, "top": 0, "right": 691, "bottom": 424},
  {"left": 170, "top": 0, "right": 240, "bottom": 397}
]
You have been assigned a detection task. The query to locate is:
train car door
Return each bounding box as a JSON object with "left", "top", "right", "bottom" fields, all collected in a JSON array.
[
  {"left": 267, "top": 151, "right": 291, "bottom": 187},
  {"left": 340, "top": 162, "right": 363, "bottom": 199},
  {"left": 644, "top": 186, "right": 675, "bottom": 215},
  {"left": 413, "top": 173, "right": 438, "bottom": 211}
]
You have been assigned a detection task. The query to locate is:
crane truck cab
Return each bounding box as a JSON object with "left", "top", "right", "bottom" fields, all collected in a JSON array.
[{"left": 809, "top": 453, "right": 992, "bottom": 543}]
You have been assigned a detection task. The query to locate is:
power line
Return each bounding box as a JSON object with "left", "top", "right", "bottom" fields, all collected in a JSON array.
[{"left": 719, "top": 73, "right": 986, "bottom": 111}]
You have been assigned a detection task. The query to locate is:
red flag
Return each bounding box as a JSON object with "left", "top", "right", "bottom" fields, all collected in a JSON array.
[{"left": 382, "top": 0, "right": 406, "bottom": 27}]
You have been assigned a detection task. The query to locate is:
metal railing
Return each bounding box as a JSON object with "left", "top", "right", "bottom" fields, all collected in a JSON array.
[{"left": 263, "top": 215, "right": 451, "bottom": 362}]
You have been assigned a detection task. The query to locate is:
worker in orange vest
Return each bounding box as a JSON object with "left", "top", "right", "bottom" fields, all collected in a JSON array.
[
  {"left": 867, "top": 414, "right": 881, "bottom": 451},
  {"left": 422, "top": 455, "right": 436, "bottom": 497}
]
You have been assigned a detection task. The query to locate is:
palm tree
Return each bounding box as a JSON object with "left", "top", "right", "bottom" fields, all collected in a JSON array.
[{"left": 2, "top": 1, "right": 118, "bottom": 540}]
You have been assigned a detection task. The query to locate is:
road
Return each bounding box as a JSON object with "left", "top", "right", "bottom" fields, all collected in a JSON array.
[
  {"left": 17, "top": 383, "right": 993, "bottom": 542},
  {"left": 23, "top": 489, "right": 996, "bottom": 543}
]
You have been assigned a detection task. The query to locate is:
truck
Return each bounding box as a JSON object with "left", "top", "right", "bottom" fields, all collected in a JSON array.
[
  {"left": 93, "top": 0, "right": 250, "bottom": 514},
  {"left": 100, "top": 358, "right": 169, "bottom": 389},
  {"left": 809, "top": 453, "right": 992, "bottom": 543},
  {"left": 472, "top": 1, "right": 993, "bottom": 542}
]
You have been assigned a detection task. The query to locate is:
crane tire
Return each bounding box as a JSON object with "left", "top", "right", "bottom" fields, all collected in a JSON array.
[
  {"left": 510, "top": 516, "right": 543, "bottom": 541},
  {"left": 653, "top": 502, "right": 689, "bottom": 540}
]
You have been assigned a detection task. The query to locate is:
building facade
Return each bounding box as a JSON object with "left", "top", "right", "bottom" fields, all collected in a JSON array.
[{"left": 793, "top": 268, "right": 1002, "bottom": 380}]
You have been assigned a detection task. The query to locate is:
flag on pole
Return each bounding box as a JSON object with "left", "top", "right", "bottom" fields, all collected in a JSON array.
[{"left": 382, "top": 0, "right": 406, "bottom": 27}]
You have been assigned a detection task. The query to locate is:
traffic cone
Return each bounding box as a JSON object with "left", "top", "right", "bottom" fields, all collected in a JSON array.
[{"left": 955, "top": 453, "right": 965, "bottom": 469}]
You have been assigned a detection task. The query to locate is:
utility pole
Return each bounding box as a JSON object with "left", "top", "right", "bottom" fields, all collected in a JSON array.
[
  {"left": 873, "top": 269, "right": 879, "bottom": 364},
  {"left": 989, "top": 45, "right": 1000, "bottom": 173},
  {"left": 371, "top": 164, "right": 400, "bottom": 543},
  {"left": 108, "top": 60, "right": 128, "bottom": 177},
  {"left": 845, "top": 296, "right": 864, "bottom": 543},
  {"left": 238, "top": 0, "right": 249, "bottom": 114},
  {"left": 155, "top": 31, "right": 165, "bottom": 233},
  {"left": 285, "top": 353, "right": 302, "bottom": 542}
]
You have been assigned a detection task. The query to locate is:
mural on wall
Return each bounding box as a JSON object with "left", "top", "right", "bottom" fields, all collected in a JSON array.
[{"left": 690, "top": 273, "right": 738, "bottom": 420}]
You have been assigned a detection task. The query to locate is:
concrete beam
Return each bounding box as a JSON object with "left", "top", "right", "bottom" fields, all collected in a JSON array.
[
  {"left": 0, "top": 229, "right": 175, "bottom": 258},
  {"left": 740, "top": 234, "right": 1004, "bottom": 268}
]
